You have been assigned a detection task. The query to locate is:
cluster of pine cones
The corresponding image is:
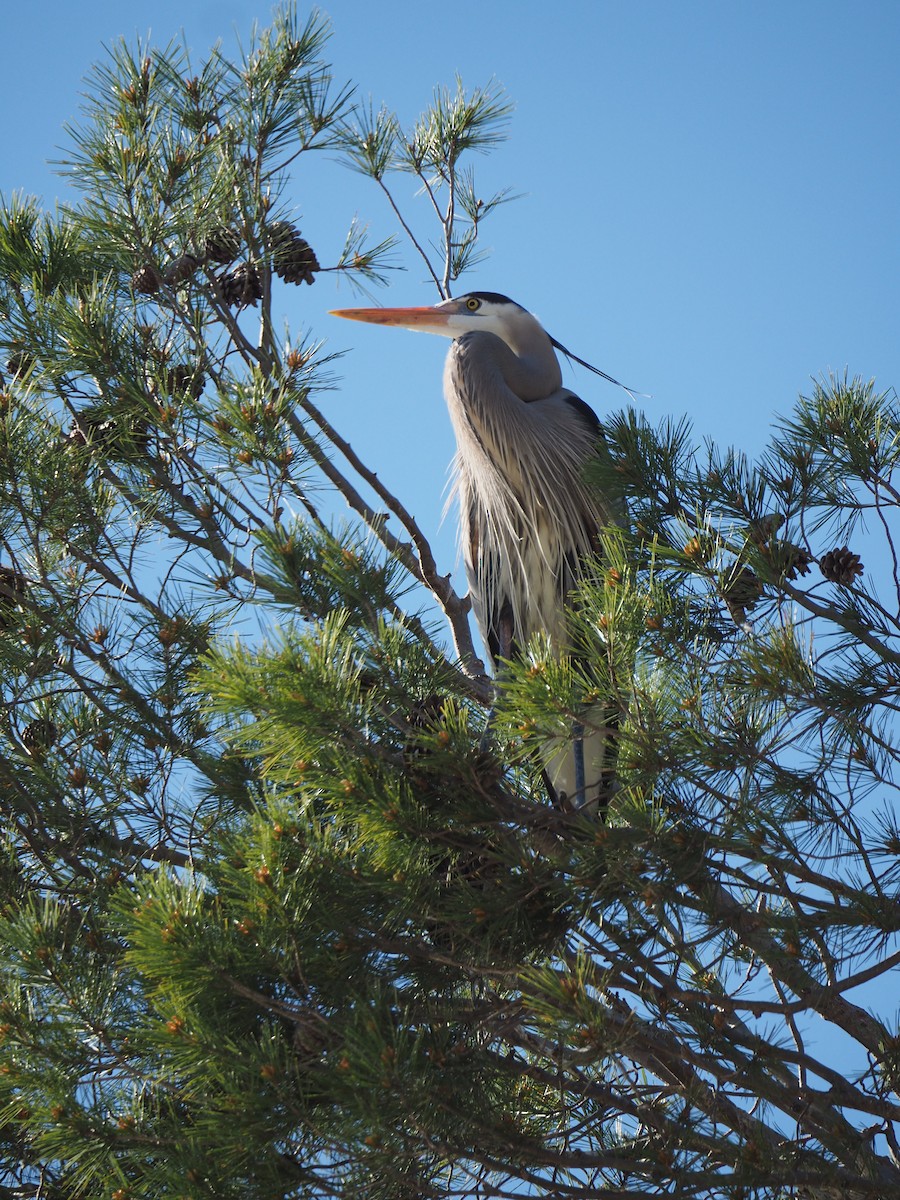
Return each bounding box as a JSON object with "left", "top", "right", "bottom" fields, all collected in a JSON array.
[
  {"left": 130, "top": 220, "right": 320, "bottom": 308},
  {"left": 720, "top": 540, "right": 863, "bottom": 625}
]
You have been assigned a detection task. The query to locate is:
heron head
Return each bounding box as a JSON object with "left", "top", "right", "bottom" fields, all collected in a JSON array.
[
  {"left": 331, "top": 293, "right": 644, "bottom": 399},
  {"left": 330, "top": 292, "right": 544, "bottom": 354}
]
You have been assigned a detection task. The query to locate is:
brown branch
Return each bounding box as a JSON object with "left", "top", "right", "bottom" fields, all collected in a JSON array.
[{"left": 284, "top": 404, "right": 490, "bottom": 697}]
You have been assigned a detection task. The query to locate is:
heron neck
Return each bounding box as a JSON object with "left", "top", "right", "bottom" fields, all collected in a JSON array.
[{"left": 452, "top": 330, "right": 562, "bottom": 402}]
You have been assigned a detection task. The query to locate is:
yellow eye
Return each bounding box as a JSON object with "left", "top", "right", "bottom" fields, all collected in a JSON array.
[{"left": 465, "top": 297, "right": 481, "bottom": 312}]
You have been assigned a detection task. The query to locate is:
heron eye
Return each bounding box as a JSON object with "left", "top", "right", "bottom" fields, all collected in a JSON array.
[{"left": 465, "top": 297, "right": 481, "bottom": 312}]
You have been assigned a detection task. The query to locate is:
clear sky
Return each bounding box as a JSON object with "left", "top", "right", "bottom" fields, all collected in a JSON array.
[{"left": 2, "top": 0, "right": 899, "bottom": 582}]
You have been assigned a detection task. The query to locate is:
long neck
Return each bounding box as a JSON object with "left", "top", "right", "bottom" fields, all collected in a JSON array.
[{"left": 449, "top": 329, "right": 562, "bottom": 404}]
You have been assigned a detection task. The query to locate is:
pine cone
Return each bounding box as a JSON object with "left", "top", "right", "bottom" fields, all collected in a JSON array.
[
  {"left": 131, "top": 264, "right": 162, "bottom": 294},
  {"left": 403, "top": 693, "right": 446, "bottom": 761},
  {"left": 0, "top": 566, "right": 28, "bottom": 623},
  {"left": 760, "top": 539, "right": 812, "bottom": 582},
  {"left": 162, "top": 254, "right": 200, "bottom": 286},
  {"left": 721, "top": 563, "right": 763, "bottom": 624},
  {"left": 265, "top": 221, "right": 320, "bottom": 285},
  {"left": 22, "top": 719, "right": 58, "bottom": 753},
  {"left": 71, "top": 410, "right": 150, "bottom": 455},
  {"left": 162, "top": 364, "right": 206, "bottom": 399},
  {"left": 66, "top": 422, "right": 89, "bottom": 448},
  {"left": 203, "top": 226, "right": 241, "bottom": 264},
  {"left": 6, "top": 348, "right": 34, "bottom": 376},
  {"left": 781, "top": 543, "right": 812, "bottom": 581},
  {"left": 265, "top": 220, "right": 295, "bottom": 253},
  {"left": 219, "top": 262, "right": 263, "bottom": 307},
  {"left": 820, "top": 546, "right": 864, "bottom": 585}
]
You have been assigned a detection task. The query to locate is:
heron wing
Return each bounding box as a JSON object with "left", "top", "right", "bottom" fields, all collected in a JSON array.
[{"left": 456, "top": 387, "right": 614, "bottom": 665}]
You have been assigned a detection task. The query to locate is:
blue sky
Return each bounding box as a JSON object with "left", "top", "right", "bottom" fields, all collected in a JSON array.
[{"left": 3, "top": 1, "right": 899, "bottom": 580}]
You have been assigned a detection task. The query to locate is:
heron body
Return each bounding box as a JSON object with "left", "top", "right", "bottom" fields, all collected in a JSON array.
[{"left": 331, "top": 292, "right": 623, "bottom": 812}]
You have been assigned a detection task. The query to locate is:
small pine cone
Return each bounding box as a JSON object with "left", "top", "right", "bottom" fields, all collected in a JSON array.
[
  {"left": 781, "top": 542, "right": 812, "bottom": 581},
  {"left": 721, "top": 563, "right": 763, "bottom": 624},
  {"left": 760, "top": 538, "right": 813, "bottom": 582},
  {"left": 407, "top": 693, "right": 445, "bottom": 731},
  {"left": 163, "top": 364, "right": 206, "bottom": 399},
  {"left": 22, "top": 719, "right": 58, "bottom": 753},
  {"left": 66, "top": 422, "right": 88, "bottom": 448},
  {"left": 265, "top": 221, "right": 295, "bottom": 253},
  {"left": 219, "top": 262, "right": 263, "bottom": 307},
  {"left": 70, "top": 413, "right": 115, "bottom": 446},
  {"left": 162, "top": 253, "right": 200, "bottom": 286},
  {"left": 266, "top": 221, "right": 320, "bottom": 285},
  {"left": 131, "top": 264, "right": 162, "bottom": 294},
  {"left": 6, "top": 348, "right": 34, "bottom": 376},
  {"left": 71, "top": 411, "right": 150, "bottom": 455},
  {"left": 203, "top": 226, "right": 241, "bottom": 264},
  {"left": 403, "top": 693, "right": 446, "bottom": 763},
  {"left": 0, "top": 565, "right": 28, "bottom": 623},
  {"left": 820, "top": 546, "right": 864, "bottom": 585}
]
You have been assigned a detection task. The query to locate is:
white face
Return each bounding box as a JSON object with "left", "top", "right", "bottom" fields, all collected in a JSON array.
[{"left": 437, "top": 295, "right": 533, "bottom": 350}]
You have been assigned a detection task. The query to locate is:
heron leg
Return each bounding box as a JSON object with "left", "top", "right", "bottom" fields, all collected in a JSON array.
[
  {"left": 478, "top": 606, "right": 515, "bottom": 753},
  {"left": 572, "top": 720, "right": 586, "bottom": 807},
  {"left": 478, "top": 707, "right": 496, "bottom": 753}
]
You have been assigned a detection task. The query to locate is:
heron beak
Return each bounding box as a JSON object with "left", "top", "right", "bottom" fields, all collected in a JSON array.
[{"left": 329, "top": 306, "right": 455, "bottom": 334}]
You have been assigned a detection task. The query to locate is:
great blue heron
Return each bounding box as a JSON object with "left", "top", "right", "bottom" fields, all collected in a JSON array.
[{"left": 330, "top": 291, "right": 627, "bottom": 813}]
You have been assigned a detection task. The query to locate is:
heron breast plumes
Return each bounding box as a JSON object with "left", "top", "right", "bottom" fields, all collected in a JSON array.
[{"left": 443, "top": 332, "right": 610, "bottom": 663}]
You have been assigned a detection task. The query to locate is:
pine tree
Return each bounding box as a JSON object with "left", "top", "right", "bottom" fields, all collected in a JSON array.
[{"left": 1, "top": 7, "right": 899, "bottom": 1199}]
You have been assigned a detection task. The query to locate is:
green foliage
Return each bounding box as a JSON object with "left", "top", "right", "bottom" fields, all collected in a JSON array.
[
  {"left": 340, "top": 76, "right": 515, "bottom": 292},
  {"left": 0, "top": 5, "right": 898, "bottom": 1199}
]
